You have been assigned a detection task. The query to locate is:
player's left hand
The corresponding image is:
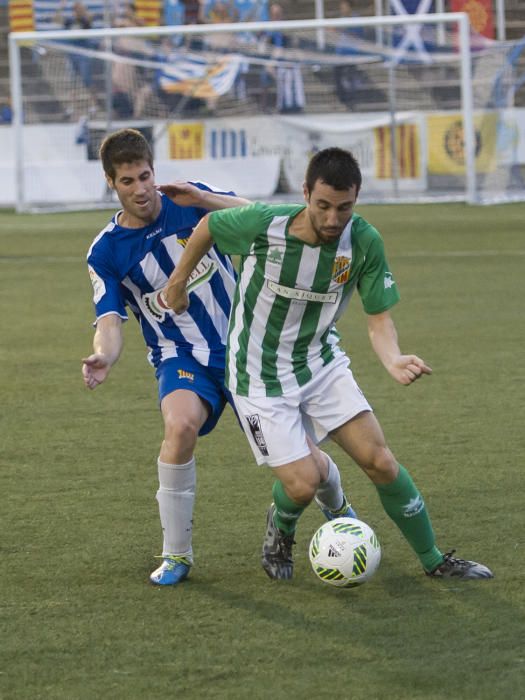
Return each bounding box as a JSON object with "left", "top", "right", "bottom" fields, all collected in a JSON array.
[
  {"left": 389, "top": 354, "right": 432, "bottom": 385},
  {"left": 81, "top": 353, "right": 111, "bottom": 389},
  {"left": 163, "top": 280, "right": 189, "bottom": 315},
  {"left": 156, "top": 182, "right": 202, "bottom": 208}
]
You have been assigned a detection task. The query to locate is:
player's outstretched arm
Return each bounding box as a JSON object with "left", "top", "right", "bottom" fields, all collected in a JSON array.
[
  {"left": 164, "top": 215, "right": 215, "bottom": 314},
  {"left": 82, "top": 314, "right": 124, "bottom": 390},
  {"left": 367, "top": 311, "right": 432, "bottom": 385},
  {"left": 156, "top": 182, "right": 250, "bottom": 211}
]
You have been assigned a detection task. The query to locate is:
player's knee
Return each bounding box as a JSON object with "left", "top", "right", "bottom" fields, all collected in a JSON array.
[
  {"left": 360, "top": 446, "right": 398, "bottom": 482},
  {"left": 283, "top": 474, "right": 319, "bottom": 505},
  {"left": 163, "top": 413, "right": 199, "bottom": 452}
]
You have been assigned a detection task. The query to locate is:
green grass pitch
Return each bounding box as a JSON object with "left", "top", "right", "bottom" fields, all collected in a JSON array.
[{"left": 1, "top": 203, "right": 524, "bottom": 699}]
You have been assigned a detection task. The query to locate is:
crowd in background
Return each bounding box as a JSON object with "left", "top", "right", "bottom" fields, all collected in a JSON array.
[{"left": 2, "top": 1, "right": 365, "bottom": 122}]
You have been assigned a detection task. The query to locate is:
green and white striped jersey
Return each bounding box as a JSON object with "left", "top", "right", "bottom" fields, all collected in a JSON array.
[{"left": 208, "top": 202, "right": 400, "bottom": 397}]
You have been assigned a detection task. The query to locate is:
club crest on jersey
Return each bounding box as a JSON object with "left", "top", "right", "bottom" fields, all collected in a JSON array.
[
  {"left": 331, "top": 256, "right": 351, "bottom": 284},
  {"left": 177, "top": 369, "right": 194, "bottom": 382},
  {"left": 144, "top": 289, "right": 171, "bottom": 321}
]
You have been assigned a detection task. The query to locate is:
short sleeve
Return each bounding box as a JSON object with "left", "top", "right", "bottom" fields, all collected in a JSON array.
[
  {"left": 357, "top": 233, "right": 400, "bottom": 314},
  {"left": 208, "top": 202, "right": 270, "bottom": 256},
  {"left": 87, "top": 250, "right": 128, "bottom": 321}
]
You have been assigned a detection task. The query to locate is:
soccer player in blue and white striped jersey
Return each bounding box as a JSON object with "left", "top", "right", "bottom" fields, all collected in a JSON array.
[{"left": 82, "top": 128, "right": 250, "bottom": 585}]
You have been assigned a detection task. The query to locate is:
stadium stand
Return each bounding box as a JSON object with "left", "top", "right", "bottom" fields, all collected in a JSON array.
[{"left": 1, "top": 1, "right": 525, "bottom": 122}]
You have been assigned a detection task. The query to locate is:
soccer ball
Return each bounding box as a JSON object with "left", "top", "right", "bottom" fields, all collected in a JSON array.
[{"left": 309, "top": 517, "right": 381, "bottom": 588}]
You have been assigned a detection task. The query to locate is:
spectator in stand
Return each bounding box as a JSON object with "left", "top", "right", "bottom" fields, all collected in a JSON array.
[
  {"left": 200, "top": 1, "right": 239, "bottom": 112},
  {"left": 259, "top": 3, "right": 305, "bottom": 114},
  {"left": 111, "top": 15, "right": 152, "bottom": 119},
  {"left": 164, "top": 2, "right": 207, "bottom": 48},
  {"left": 0, "top": 98, "right": 13, "bottom": 124},
  {"left": 182, "top": 1, "right": 207, "bottom": 49},
  {"left": 54, "top": 1, "right": 97, "bottom": 98},
  {"left": 207, "top": 1, "right": 237, "bottom": 22},
  {"left": 111, "top": 46, "right": 137, "bottom": 119},
  {"left": 182, "top": 0, "right": 206, "bottom": 25},
  {"left": 122, "top": 2, "right": 146, "bottom": 26},
  {"left": 235, "top": 0, "right": 269, "bottom": 23},
  {"left": 164, "top": 0, "right": 186, "bottom": 46},
  {"left": 235, "top": 0, "right": 269, "bottom": 45},
  {"left": 333, "top": 0, "right": 366, "bottom": 110},
  {"left": 57, "top": 1, "right": 92, "bottom": 34}
]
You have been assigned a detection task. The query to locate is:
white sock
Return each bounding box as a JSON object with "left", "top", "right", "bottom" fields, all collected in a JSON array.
[
  {"left": 315, "top": 454, "right": 346, "bottom": 511},
  {"left": 156, "top": 457, "right": 196, "bottom": 560}
]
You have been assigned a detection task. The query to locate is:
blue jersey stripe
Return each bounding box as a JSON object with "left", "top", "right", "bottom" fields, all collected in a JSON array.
[
  {"left": 154, "top": 240, "right": 177, "bottom": 279},
  {"left": 185, "top": 293, "right": 223, "bottom": 352},
  {"left": 209, "top": 268, "right": 233, "bottom": 321}
]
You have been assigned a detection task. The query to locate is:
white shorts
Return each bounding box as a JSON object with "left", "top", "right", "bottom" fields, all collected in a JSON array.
[{"left": 232, "top": 358, "right": 372, "bottom": 467}]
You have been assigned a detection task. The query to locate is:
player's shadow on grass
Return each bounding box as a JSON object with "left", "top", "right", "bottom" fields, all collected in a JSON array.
[{"left": 189, "top": 560, "right": 510, "bottom": 635}]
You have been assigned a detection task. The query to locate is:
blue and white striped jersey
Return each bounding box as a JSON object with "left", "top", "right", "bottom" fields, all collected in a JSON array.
[{"left": 87, "top": 186, "right": 236, "bottom": 369}]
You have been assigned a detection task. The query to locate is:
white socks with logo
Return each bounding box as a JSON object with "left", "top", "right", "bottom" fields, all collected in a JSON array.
[{"left": 156, "top": 457, "right": 196, "bottom": 559}]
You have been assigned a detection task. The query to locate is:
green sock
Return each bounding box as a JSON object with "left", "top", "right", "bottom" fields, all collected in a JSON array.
[
  {"left": 272, "top": 480, "right": 306, "bottom": 535},
  {"left": 375, "top": 464, "right": 443, "bottom": 572}
]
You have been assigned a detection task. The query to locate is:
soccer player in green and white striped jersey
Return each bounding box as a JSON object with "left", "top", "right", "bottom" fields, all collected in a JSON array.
[{"left": 165, "top": 147, "right": 493, "bottom": 583}]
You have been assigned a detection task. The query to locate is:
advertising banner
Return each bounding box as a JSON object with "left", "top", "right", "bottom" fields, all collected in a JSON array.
[
  {"left": 427, "top": 112, "right": 497, "bottom": 174},
  {"left": 277, "top": 113, "right": 426, "bottom": 192},
  {"left": 169, "top": 122, "right": 205, "bottom": 159},
  {"left": 374, "top": 123, "right": 421, "bottom": 179}
]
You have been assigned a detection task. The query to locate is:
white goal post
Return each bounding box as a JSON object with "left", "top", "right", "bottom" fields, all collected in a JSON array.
[{"left": 5, "top": 12, "right": 503, "bottom": 211}]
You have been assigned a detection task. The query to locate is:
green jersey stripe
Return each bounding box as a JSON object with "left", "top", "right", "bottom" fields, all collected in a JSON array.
[
  {"left": 261, "top": 229, "right": 303, "bottom": 391},
  {"left": 291, "top": 242, "right": 341, "bottom": 385},
  {"left": 230, "top": 251, "right": 266, "bottom": 395}
]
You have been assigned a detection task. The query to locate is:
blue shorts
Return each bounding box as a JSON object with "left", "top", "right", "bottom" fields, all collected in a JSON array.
[{"left": 155, "top": 356, "right": 233, "bottom": 436}]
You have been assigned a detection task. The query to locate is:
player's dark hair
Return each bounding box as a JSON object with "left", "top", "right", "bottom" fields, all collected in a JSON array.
[
  {"left": 305, "top": 147, "right": 362, "bottom": 196},
  {"left": 99, "top": 128, "right": 153, "bottom": 181}
]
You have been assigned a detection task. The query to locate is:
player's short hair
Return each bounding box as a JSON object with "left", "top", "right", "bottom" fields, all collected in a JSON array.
[
  {"left": 99, "top": 128, "right": 153, "bottom": 181},
  {"left": 305, "top": 147, "right": 362, "bottom": 196}
]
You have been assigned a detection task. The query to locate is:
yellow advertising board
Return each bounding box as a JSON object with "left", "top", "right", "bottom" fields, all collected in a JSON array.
[
  {"left": 427, "top": 113, "right": 498, "bottom": 174},
  {"left": 169, "top": 123, "right": 205, "bottom": 160}
]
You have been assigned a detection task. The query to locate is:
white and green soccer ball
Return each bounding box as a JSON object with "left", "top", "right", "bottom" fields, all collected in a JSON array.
[{"left": 309, "top": 517, "right": 381, "bottom": 588}]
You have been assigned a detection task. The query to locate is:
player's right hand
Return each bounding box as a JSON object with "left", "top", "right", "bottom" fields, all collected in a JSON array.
[
  {"left": 156, "top": 182, "right": 201, "bottom": 208},
  {"left": 164, "top": 281, "right": 189, "bottom": 315}
]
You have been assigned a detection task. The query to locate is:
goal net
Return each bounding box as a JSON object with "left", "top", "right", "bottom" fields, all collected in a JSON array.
[{"left": 7, "top": 13, "right": 525, "bottom": 211}]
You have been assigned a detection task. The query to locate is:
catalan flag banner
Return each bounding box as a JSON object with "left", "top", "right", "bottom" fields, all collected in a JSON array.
[
  {"left": 9, "top": 0, "right": 35, "bottom": 32},
  {"left": 374, "top": 123, "right": 421, "bottom": 179},
  {"left": 169, "top": 122, "right": 205, "bottom": 159},
  {"left": 134, "top": 0, "right": 162, "bottom": 26},
  {"left": 451, "top": 0, "right": 494, "bottom": 39},
  {"left": 158, "top": 55, "right": 242, "bottom": 99},
  {"left": 427, "top": 112, "right": 498, "bottom": 174}
]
